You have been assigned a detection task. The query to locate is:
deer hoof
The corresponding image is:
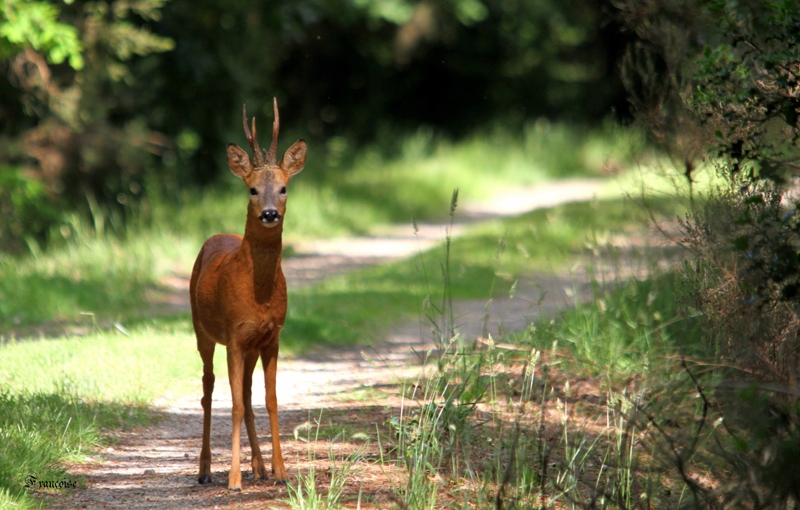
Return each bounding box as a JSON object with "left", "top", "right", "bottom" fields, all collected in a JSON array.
[
  {"left": 228, "top": 487, "right": 242, "bottom": 492},
  {"left": 198, "top": 475, "right": 212, "bottom": 485}
]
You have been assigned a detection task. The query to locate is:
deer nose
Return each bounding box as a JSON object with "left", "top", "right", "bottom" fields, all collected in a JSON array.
[{"left": 259, "top": 209, "right": 281, "bottom": 224}]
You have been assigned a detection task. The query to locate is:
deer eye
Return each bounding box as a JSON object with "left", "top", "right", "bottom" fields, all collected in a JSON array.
[
  {"left": 249, "top": 188, "right": 257, "bottom": 196},
  {"left": 280, "top": 186, "right": 287, "bottom": 195}
]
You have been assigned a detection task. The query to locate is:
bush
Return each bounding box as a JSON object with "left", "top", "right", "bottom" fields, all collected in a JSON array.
[
  {"left": 671, "top": 177, "right": 800, "bottom": 507},
  {"left": 679, "top": 179, "right": 800, "bottom": 399}
]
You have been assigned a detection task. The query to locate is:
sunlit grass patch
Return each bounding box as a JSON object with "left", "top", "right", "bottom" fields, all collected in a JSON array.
[
  {"left": 0, "top": 318, "right": 206, "bottom": 402},
  {"left": 325, "top": 119, "right": 649, "bottom": 226},
  {"left": 0, "top": 220, "right": 198, "bottom": 329}
]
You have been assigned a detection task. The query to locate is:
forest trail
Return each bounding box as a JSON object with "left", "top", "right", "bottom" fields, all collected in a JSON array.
[{"left": 50, "top": 178, "right": 682, "bottom": 509}]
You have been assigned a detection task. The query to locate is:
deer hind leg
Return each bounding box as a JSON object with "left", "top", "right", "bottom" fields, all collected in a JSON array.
[
  {"left": 197, "top": 336, "right": 215, "bottom": 484},
  {"left": 242, "top": 350, "right": 268, "bottom": 480},
  {"left": 226, "top": 346, "right": 246, "bottom": 491},
  {"left": 261, "top": 342, "right": 287, "bottom": 481}
]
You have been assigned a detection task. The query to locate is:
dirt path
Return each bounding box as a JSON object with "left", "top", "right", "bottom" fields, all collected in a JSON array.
[
  {"left": 54, "top": 276, "right": 595, "bottom": 509},
  {"left": 47, "top": 178, "right": 682, "bottom": 509}
]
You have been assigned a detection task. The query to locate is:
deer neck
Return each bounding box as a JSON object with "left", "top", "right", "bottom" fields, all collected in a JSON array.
[{"left": 239, "top": 212, "right": 284, "bottom": 303}]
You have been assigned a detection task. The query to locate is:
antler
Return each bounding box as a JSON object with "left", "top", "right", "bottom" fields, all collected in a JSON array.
[
  {"left": 267, "top": 98, "right": 280, "bottom": 166},
  {"left": 242, "top": 104, "right": 264, "bottom": 167},
  {"left": 242, "top": 99, "right": 280, "bottom": 167}
]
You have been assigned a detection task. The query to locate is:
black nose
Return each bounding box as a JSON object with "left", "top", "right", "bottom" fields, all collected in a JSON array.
[{"left": 259, "top": 209, "right": 281, "bottom": 223}]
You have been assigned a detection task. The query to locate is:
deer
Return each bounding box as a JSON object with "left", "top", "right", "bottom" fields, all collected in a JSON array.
[{"left": 189, "top": 99, "right": 306, "bottom": 491}]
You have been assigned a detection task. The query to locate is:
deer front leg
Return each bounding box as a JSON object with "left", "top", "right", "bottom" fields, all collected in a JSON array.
[
  {"left": 243, "top": 350, "right": 268, "bottom": 480},
  {"left": 197, "top": 338, "right": 215, "bottom": 484},
  {"left": 261, "top": 342, "right": 287, "bottom": 481},
  {"left": 226, "top": 347, "right": 245, "bottom": 491}
]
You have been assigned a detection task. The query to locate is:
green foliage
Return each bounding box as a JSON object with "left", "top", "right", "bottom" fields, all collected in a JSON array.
[
  {"left": 0, "top": 0, "right": 635, "bottom": 258},
  {"left": 0, "top": 319, "right": 206, "bottom": 401},
  {"left": 616, "top": 0, "right": 800, "bottom": 183},
  {"left": 689, "top": 1, "right": 800, "bottom": 183},
  {"left": 0, "top": 0, "right": 174, "bottom": 247},
  {"left": 616, "top": 3, "right": 800, "bottom": 503},
  {"left": 0, "top": 0, "right": 83, "bottom": 68},
  {"left": 0, "top": 165, "right": 57, "bottom": 254},
  {"left": 0, "top": 390, "right": 154, "bottom": 509},
  {"left": 287, "top": 418, "right": 364, "bottom": 510}
]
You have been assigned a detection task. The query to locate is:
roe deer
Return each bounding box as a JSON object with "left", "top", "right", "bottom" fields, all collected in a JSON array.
[{"left": 190, "top": 99, "right": 306, "bottom": 490}]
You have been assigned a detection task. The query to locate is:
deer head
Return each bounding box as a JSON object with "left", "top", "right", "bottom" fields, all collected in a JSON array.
[{"left": 227, "top": 99, "right": 307, "bottom": 227}]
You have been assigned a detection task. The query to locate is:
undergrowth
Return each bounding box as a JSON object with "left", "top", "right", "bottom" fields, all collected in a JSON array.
[
  {"left": 383, "top": 192, "right": 701, "bottom": 508},
  {"left": 0, "top": 391, "right": 155, "bottom": 509}
]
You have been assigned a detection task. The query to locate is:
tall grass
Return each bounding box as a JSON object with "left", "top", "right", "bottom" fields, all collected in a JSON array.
[
  {"left": 320, "top": 119, "right": 648, "bottom": 226},
  {"left": 287, "top": 415, "right": 366, "bottom": 510},
  {"left": 0, "top": 205, "right": 199, "bottom": 329},
  {"left": 384, "top": 192, "right": 701, "bottom": 507},
  {"left": 389, "top": 271, "right": 700, "bottom": 508}
]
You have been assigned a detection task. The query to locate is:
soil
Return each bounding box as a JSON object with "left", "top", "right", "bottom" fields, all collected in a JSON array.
[{"left": 30, "top": 179, "right": 684, "bottom": 509}]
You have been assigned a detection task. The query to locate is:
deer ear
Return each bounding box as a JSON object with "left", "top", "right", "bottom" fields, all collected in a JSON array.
[
  {"left": 227, "top": 143, "right": 253, "bottom": 179},
  {"left": 280, "top": 139, "right": 307, "bottom": 177}
]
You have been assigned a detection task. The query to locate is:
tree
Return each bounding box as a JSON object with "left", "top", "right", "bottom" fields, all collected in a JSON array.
[
  {"left": 0, "top": 0, "right": 173, "bottom": 251},
  {"left": 0, "top": 0, "right": 84, "bottom": 70}
]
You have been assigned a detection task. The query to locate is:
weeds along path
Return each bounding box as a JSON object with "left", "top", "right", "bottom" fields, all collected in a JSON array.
[{"left": 54, "top": 178, "right": 683, "bottom": 509}]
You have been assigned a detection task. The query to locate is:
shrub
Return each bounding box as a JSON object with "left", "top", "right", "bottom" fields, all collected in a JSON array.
[{"left": 671, "top": 177, "right": 800, "bottom": 508}]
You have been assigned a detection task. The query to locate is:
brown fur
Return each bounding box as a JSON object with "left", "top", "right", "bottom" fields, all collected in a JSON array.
[{"left": 189, "top": 101, "right": 306, "bottom": 490}]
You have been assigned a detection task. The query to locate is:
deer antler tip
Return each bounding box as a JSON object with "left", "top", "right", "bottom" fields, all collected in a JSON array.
[
  {"left": 241, "top": 102, "right": 264, "bottom": 166},
  {"left": 268, "top": 98, "right": 280, "bottom": 166}
]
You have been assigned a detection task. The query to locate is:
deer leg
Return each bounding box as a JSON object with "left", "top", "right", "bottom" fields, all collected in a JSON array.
[
  {"left": 197, "top": 337, "right": 215, "bottom": 484},
  {"left": 243, "top": 351, "right": 268, "bottom": 480},
  {"left": 261, "top": 342, "right": 287, "bottom": 481},
  {"left": 226, "top": 347, "right": 245, "bottom": 491}
]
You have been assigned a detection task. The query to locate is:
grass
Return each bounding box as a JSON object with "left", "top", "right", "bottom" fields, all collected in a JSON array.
[
  {"left": 0, "top": 119, "right": 712, "bottom": 508},
  {"left": 0, "top": 191, "right": 688, "bottom": 363},
  {"left": 287, "top": 414, "right": 366, "bottom": 509},
  {"left": 0, "top": 187, "right": 687, "bottom": 508},
  {"left": 0, "top": 220, "right": 711, "bottom": 508},
  {"left": 0, "top": 391, "right": 155, "bottom": 509},
  {"left": 0, "top": 120, "right": 655, "bottom": 331},
  {"left": 312, "top": 118, "right": 647, "bottom": 228},
  {"left": 0, "top": 320, "right": 191, "bottom": 508},
  {"left": 0, "top": 318, "right": 207, "bottom": 402},
  {"left": 0, "top": 186, "right": 683, "bottom": 339},
  {"left": 0, "top": 214, "right": 198, "bottom": 328},
  {"left": 368, "top": 267, "right": 703, "bottom": 508},
  {"left": 379, "top": 243, "right": 711, "bottom": 509}
]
